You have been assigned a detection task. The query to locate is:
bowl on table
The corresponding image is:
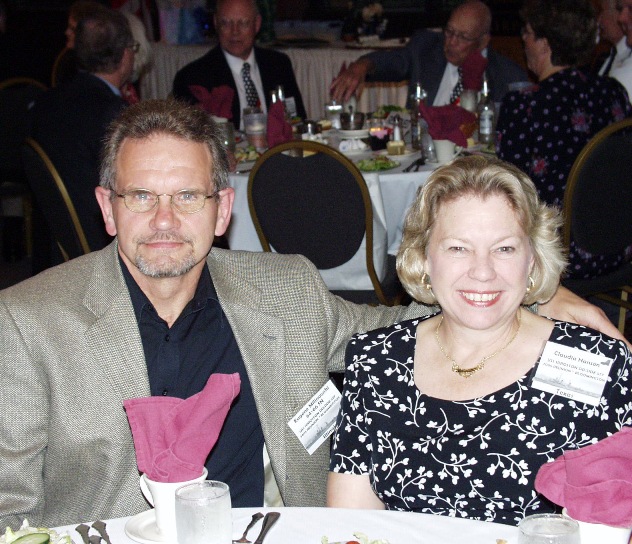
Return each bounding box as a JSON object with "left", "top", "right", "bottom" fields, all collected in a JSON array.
[{"left": 340, "top": 111, "right": 366, "bottom": 130}]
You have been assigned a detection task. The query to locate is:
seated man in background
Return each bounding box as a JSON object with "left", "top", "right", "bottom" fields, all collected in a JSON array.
[
  {"left": 613, "top": 0, "right": 632, "bottom": 97},
  {"left": 172, "top": 0, "right": 306, "bottom": 129},
  {"left": 29, "top": 7, "right": 134, "bottom": 265},
  {"left": 330, "top": 0, "right": 527, "bottom": 106}
]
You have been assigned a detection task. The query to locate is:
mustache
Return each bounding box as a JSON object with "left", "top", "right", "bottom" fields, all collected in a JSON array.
[{"left": 136, "top": 232, "right": 192, "bottom": 245}]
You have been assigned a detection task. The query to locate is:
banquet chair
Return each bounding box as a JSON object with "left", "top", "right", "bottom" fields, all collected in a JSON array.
[
  {"left": 561, "top": 117, "right": 632, "bottom": 333},
  {"left": 247, "top": 140, "right": 402, "bottom": 306},
  {"left": 21, "top": 138, "right": 91, "bottom": 262}
]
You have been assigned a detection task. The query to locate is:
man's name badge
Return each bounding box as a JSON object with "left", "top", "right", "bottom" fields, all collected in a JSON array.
[
  {"left": 531, "top": 341, "right": 613, "bottom": 406},
  {"left": 288, "top": 380, "right": 342, "bottom": 455}
]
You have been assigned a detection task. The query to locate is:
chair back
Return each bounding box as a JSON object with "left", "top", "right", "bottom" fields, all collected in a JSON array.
[
  {"left": 563, "top": 117, "right": 632, "bottom": 255},
  {"left": 21, "top": 137, "right": 91, "bottom": 261},
  {"left": 0, "top": 77, "right": 47, "bottom": 181},
  {"left": 247, "top": 140, "right": 390, "bottom": 304}
]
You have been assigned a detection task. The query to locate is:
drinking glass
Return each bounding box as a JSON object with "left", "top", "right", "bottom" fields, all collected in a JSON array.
[
  {"left": 175, "top": 480, "right": 232, "bottom": 544},
  {"left": 243, "top": 112, "right": 267, "bottom": 151},
  {"left": 518, "top": 514, "right": 580, "bottom": 544}
]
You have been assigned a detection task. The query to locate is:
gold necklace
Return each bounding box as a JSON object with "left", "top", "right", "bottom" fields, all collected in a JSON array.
[{"left": 434, "top": 310, "right": 522, "bottom": 379}]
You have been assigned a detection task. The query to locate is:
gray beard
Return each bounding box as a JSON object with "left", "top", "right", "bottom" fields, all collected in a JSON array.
[{"left": 135, "top": 253, "right": 198, "bottom": 278}]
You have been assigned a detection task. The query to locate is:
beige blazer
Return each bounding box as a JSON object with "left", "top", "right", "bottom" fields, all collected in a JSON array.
[{"left": 0, "top": 242, "right": 426, "bottom": 528}]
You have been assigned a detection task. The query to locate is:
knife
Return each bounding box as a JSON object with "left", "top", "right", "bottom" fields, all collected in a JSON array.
[
  {"left": 92, "top": 521, "right": 112, "bottom": 544},
  {"left": 252, "top": 512, "right": 280, "bottom": 544},
  {"left": 75, "top": 524, "right": 91, "bottom": 544}
]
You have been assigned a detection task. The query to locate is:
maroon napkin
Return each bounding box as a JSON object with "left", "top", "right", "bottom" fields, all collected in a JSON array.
[
  {"left": 124, "top": 372, "right": 241, "bottom": 483},
  {"left": 535, "top": 427, "right": 632, "bottom": 527},
  {"left": 266, "top": 100, "right": 293, "bottom": 148},
  {"left": 418, "top": 102, "right": 476, "bottom": 147},
  {"left": 188, "top": 84, "right": 235, "bottom": 120},
  {"left": 461, "top": 50, "right": 488, "bottom": 91}
]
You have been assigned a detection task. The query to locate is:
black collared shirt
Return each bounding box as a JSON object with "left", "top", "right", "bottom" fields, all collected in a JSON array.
[{"left": 122, "top": 259, "right": 264, "bottom": 506}]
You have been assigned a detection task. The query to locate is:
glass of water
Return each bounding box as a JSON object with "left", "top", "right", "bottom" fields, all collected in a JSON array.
[
  {"left": 518, "top": 514, "right": 580, "bottom": 544},
  {"left": 175, "top": 480, "right": 232, "bottom": 544}
]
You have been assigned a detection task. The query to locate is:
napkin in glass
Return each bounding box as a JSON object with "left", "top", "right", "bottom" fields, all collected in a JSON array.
[
  {"left": 124, "top": 372, "right": 241, "bottom": 483},
  {"left": 188, "top": 84, "right": 235, "bottom": 120},
  {"left": 266, "top": 101, "right": 293, "bottom": 148},
  {"left": 417, "top": 102, "right": 476, "bottom": 147},
  {"left": 461, "top": 50, "right": 488, "bottom": 91},
  {"left": 534, "top": 426, "right": 632, "bottom": 527}
]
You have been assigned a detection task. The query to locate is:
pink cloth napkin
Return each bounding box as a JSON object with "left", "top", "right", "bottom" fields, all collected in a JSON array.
[
  {"left": 461, "top": 50, "right": 488, "bottom": 91},
  {"left": 266, "top": 100, "right": 293, "bottom": 148},
  {"left": 124, "top": 372, "right": 241, "bottom": 483},
  {"left": 418, "top": 102, "right": 476, "bottom": 147},
  {"left": 535, "top": 426, "right": 632, "bottom": 527},
  {"left": 188, "top": 84, "right": 235, "bottom": 120}
]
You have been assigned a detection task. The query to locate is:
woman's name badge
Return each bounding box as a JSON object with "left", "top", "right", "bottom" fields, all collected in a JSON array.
[
  {"left": 288, "top": 380, "right": 342, "bottom": 455},
  {"left": 531, "top": 342, "right": 613, "bottom": 406}
]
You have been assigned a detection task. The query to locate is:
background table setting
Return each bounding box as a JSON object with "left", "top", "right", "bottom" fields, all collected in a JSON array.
[{"left": 50, "top": 507, "right": 518, "bottom": 544}]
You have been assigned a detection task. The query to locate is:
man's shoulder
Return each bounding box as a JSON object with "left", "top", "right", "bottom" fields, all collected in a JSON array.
[
  {"left": 176, "top": 45, "right": 224, "bottom": 75},
  {"left": 487, "top": 48, "right": 527, "bottom": 79},
  {"left": 253, "top": 46, "right": 291, "bottom": 63}
]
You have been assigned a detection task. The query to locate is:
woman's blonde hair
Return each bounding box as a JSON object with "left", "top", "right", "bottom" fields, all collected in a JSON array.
[{"left": 396, "top": 155, "right": 567, "bottom": 305}]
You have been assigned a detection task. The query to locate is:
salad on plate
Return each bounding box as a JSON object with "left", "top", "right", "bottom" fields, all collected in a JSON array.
[
  {"left": 1, "top": 520, "right": 73, "bottom": 544},
  {"left": 356, "top": 156, "right": 399, "bottom": 172}
]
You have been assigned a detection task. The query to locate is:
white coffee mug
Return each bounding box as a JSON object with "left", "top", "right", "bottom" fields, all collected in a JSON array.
[
  {"left": 562, "top": 508, "right": 632, "bottom": 544},
  {"left": 433, "top": 139, "right": 462, "bottom": 163},
  {"left": 140, "top": 467, "right": 208, "bottom": 540}
]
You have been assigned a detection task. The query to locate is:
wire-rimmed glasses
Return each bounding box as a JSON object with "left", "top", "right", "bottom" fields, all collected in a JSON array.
[{"left": 115, "top": 189, "right": 220, "bottom": 214}]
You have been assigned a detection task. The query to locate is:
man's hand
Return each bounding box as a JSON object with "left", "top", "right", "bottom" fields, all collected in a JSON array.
[
  {"left": 539, "top": 286, "right": 631, "bottom": 348},
  {"left": 329, "top": 58, "right": 373, "bottom": 103}
]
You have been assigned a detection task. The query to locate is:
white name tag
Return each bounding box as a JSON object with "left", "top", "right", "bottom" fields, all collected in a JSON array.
[
  {"left": 531, "top": 342, "right": 613, "bottom": 406},
  {"left": 288, "top": 380, "right": 342, "bottom": 455}
]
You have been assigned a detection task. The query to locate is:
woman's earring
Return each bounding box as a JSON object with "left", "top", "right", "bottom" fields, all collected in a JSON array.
[
  {"left": 526, "top": 275, "right": 535, "bottom": 293},
  {"left": 421, "top": 272, "right": 432, "bottom": 291}
]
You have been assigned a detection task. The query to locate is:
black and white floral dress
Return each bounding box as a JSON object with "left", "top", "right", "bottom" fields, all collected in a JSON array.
[{"left": 329, "top": 315, "right": 632, "bottom": 525}]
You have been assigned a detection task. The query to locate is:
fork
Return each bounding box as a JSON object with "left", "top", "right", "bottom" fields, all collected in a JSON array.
[
  {"left": 403, "top": 157, "right": 424, "bottom": 172},
  {"left": 233, "top": 512, "right": 264, "bottom": 543}
]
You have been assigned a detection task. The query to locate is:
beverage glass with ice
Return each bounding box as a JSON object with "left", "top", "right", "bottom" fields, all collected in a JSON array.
[{"left": 175, "top": 480, "right": 232, "bottom": 544}]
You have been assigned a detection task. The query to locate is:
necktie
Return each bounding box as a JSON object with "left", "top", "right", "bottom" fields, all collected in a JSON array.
[
  {"left": 449, "top": 67, "right": 463, "bottom": 104},
  {"left": 242, "top": 62, "right": 259, "bottom": 108},
  {"left": 601, "top": 47, "right": 617, "bottom": 76}
]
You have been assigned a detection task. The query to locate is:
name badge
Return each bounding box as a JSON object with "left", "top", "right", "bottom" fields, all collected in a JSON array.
[
  {"left": 288, "top": 380, "right": 342, "bottom": 455},
  {"left": 531, "top": 341, "right": 613, "bottom": 406}
]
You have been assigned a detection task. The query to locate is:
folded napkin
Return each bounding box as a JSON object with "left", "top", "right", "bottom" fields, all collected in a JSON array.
[
  {"left": 188, "top": 84, "right": 235, "bottom": 120},
  {"left": 535, "top": 426, "right": 632, "bottom": 527},
  {"left": 124, "top": 372, "right": 241, "bottom": 483},
  {"left": 266, "top": 100, "right": 293, "bottom": 148},
  {"left": 418, "top": 102, "right": 476, "bottom": 147},
  {"left": 461, "top": 50, "right": 488, "bottom": 91}
]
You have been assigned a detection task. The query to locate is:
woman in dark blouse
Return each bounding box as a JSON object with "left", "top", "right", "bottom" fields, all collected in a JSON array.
[{"left": 496, "top": 0, "right": 632, "bottom": 280}]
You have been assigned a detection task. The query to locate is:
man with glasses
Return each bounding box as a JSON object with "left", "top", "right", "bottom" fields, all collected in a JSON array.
[
  {"left": 173, "top": 0, "right": 306, "bottom": 129},
  {"left": 612, "top": 0, "right": 632, "bottom": 96},
  {"left": 1, "top": 98, "right": 626, "bottom": 529},
  {"left": 331, "top": 0, "right": 527, "bottom": 106},
  {"left": 29, "top": 7, "right": 135, "bottom": 266}
]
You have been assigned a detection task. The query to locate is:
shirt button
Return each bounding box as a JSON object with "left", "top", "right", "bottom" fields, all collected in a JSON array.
[
  {"left": 165, "top": 334, "right": 170, "bottom": 342},
  {"left": 162, "top": 389, "right": 169, "bottom": 396}
]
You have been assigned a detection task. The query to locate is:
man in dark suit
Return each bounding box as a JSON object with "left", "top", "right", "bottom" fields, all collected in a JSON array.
[
  {"left": 172, "top": 0, "right": 306, "bottom": 129},
  {"left": 29, "top": 7, "right": 134, "bottom": 261},
  {"left": 331, "top": 0, "right": 527, "bottom": 106}
]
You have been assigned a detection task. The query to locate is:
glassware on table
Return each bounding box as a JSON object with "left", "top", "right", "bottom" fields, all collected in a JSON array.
[
  {"left": 518, "top": 514, "right": 580, "bottom": 544},
  {"left": 175, "top": 480, "right": 232, "bottom": 544},
  {"left": 243, "top": 111, "right": 267, "bottom": 151},
  {"left": 212, "top": 117, "right": 236, "bottom": 153},
  {"left": 368, "top": 117, "right": 390, "bottom": 150},
  {"left": 459, "top": 89, "right": 478, "bottom": 113},
  {"left": 324, "top": 101, "right": 343, "bottom": 129},
  {"left": 418, "top": 119, "right": 436, "bottom": 162}
]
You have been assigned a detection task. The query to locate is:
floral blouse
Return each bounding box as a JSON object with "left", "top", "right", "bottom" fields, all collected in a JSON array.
[
  {"left": 496, "top": 68, "right": 632, "bottom": 279},
  {"left": 330, "top": 315, "right": 632, "bottom": 525}
]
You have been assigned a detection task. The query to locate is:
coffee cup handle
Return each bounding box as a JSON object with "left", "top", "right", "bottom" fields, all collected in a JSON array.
[
  {"left": 139, "top": 474, "right": 154, "bottom": 506},
  {"left": 454, "top": 145, "right": 463, "bottom": 158}
]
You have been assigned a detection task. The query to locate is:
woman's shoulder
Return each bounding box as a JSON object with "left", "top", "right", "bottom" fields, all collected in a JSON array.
[
  {"left": 550, "top": 319, "right": 631, "bottom": 359},
  {"left": 350, "top": 313, "right": 437, "bottom": 344}
]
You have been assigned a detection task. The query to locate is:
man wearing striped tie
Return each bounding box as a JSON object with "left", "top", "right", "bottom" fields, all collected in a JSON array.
[
  {"left": 605, "top": 0, "right": 632, "bottom": 97},
  {"left": 173, "top": 0, "right": 306, "bottom": 129},
  {"left": 331, "top": 1, "right": 527, "bottom": 107}
]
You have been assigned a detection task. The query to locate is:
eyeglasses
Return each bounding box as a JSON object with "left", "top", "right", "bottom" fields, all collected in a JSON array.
[
  {"left": 128, "top": 41, "right": 140, "bottom": 53},
  {"left": 443, "top": 25, "right": 484, "bottom": 44},
  {"left": 115, "top": 189, "right": 220, "bottom": 214},
  {"left": 217, "top": 18, "right": 254, "bottom": 31}
]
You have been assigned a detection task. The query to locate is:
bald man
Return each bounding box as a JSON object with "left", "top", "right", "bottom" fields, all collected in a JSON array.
[{"left": 330, "top": 0, "right": 526, "bottom": 106}]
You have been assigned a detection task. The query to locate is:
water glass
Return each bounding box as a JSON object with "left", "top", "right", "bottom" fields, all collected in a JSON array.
[
  {"left": 175, "top": 481, "right": 232, "bottom": 544},
  {"left": 518, "top": 514, "right": 580, "bottom": 544},
  {"left": 243, "top": 112, "right": 267, "bottom": 151}
]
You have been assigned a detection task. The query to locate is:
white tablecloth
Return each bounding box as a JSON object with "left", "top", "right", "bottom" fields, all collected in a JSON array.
[
  {"left": 226, "top": 156, "right": 431, "bottom": 290},
  {"left": 53, "top": 506, "right": 518, "bottom": 544},
  {"left": 140, "top": 43, "right": 409, "bottom": 119}
]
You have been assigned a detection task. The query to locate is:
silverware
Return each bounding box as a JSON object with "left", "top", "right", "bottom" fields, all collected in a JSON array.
[
  {"left": 88, "top": 535, "right": 102, "bottom": 544},
  {"left": 233, "top": 512, "right": 264, "bottom": 543},
  {"left": 403, "top": 157, "right": 424, "bottom": 172},
  {"left": 92, "top": 521, "right": 112, "bottom": 544},
  {"left": 413, "top": 157, "right": 426, "bottom": 171},
  {"left": 252, "top": 512, "right": 280, "bottom": 544},
  {"left": 235, "top": 168, "right": 253, "bottom": 174},
  {"left": 75, "top": 524, "right": 91, "bottom": 544}
]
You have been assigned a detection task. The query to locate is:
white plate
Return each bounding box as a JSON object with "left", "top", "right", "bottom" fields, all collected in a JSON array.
[
  {"left": 376, "top": 148, "right": 417, "bottom": 158},
  {"left": 125, "top": 509, "right": 169, "bottom": 544},
  {"left": 339, "top": 129, "right": 369, "bottom": 139}
]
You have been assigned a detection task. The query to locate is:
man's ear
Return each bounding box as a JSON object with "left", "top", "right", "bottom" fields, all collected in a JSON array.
[{"left": 95, "top": 186, "right": 118, "bottom": 237}]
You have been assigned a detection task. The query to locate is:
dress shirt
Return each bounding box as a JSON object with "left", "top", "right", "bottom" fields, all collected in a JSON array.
[
  {"left": 95, "top": 74, "right": 122, "bottom": 97},
  {"left": 121, "top": 260, "right": 266, "bottom": 507},
  {"left": 606, "top": 37, "right": 632, "bottom": 99},
  {"left": 223, "top": 49, "right": 267, "bottom": 129}
]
